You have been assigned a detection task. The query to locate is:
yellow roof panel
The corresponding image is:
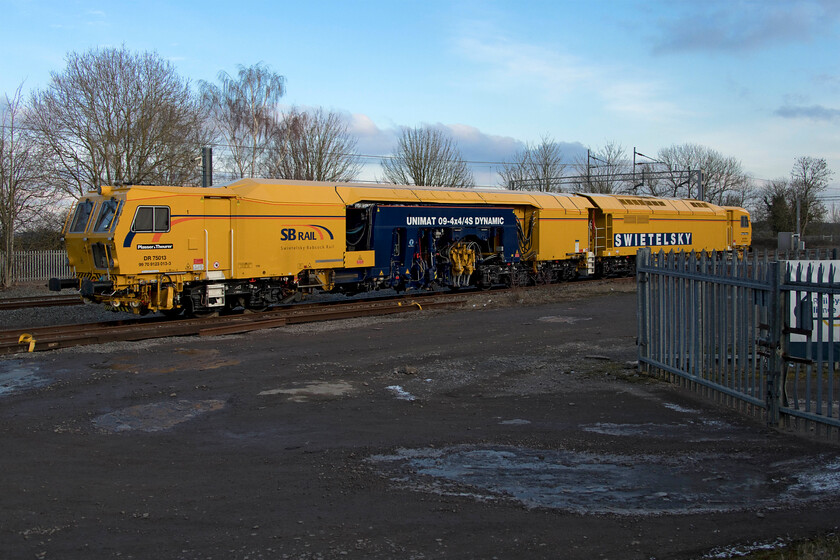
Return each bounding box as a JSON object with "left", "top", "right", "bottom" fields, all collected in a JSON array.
[
  {"left": 411, "top": 188, "right": 488, "bottom": 204},
  {"left": 335, "top": 184, "right": 422, "bottom": 204},
  {"left": 118, "top": 185, "right": 223, "bottom": 204},
  {"left": 582, "top": 193, "right": 626, "bottom": 210},
  {"left": 475, "top": 190, "right": 540, "bottom": 206},
  {"left": 227, "top": 179, "right": 345, "bottom": 205},
  {"left": 530, "top": 193, "right": 594, "bottom": 211},
  {"left": 337, "top": 183, "right": 539, "bottom": 207}
]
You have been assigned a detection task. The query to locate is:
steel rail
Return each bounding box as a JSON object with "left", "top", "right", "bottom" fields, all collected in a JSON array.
[
  {"left": 0, "top": 294, "right": 83, "bottom": 311},
  {"left": 0, "top": 295, "right": 466, "bottom": 355},
  {"left": 0, "top": 290, "right": 457, "bottom": 345}
]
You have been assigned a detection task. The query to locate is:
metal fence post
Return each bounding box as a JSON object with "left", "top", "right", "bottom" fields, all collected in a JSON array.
[
  {"left": 637, "top": 248, "right": 650, "bottom": 374},
  {"left": 766, "top": 261, "right": 783, "bottom": 426}
]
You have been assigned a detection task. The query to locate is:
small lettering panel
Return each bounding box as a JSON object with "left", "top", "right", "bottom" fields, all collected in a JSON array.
[{"left": 613, "top": 233, "right": 693, "bottom": 248}]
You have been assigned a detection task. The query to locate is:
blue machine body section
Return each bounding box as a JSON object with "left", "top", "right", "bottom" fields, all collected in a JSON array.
[{"left": 360, "top": 204, "right": 520, "bottom": 289}]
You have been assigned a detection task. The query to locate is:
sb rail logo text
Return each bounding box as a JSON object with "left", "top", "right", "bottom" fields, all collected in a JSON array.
[
  {"left": 279, "top": 226, "right": 334, "bottom": 242},
  {"left": 280, "top": 228, "right": 315, "bottom": 241}
]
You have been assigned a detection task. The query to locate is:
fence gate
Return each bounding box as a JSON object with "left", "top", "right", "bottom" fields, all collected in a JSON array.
[
  {"left": 782, "top": 257, "right": 840, "bottom": 436},
  {"left": 637, "top": 248, "right": 840, "bottom": 438}
]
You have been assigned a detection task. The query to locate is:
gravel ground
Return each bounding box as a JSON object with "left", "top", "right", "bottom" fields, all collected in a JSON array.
[{"left": 0, "top": 281, "right": 138, "bottom": 328}]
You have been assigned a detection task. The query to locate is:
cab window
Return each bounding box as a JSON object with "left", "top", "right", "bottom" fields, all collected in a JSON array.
[
  {"left": 68, "top": 200, "right": 95, "bottom": 233},
  {"left": 131, "top": 206, "right": 170, "bottom": 233},
  {"left": 741, "top": 216, "right": 750, "bottom": 228},
  {"left": 93, "top": 199, "right": 121, "bottom": 233}
]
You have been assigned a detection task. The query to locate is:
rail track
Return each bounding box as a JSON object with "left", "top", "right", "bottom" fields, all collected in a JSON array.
[
  {"left": 0, "top": 294, "right": 83, "bottom": 311},
  {"left": 0, "top": 277, "right": 636, "bottom": 356},
  {"left": 0, "top": 292, "right": 467, "bottom": 356}
]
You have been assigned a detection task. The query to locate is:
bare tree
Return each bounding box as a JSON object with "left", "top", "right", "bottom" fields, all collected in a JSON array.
[
  {"left": 0, "top": 84, "right": 54, "bottom": 286},
  {"left": 573, "top": 141, "right": 631, "bottom": 193},
  {"left": 201, "top": 62, "right": 285, "bottom": 179},
  {"left": 266, "top": 107, "right": 361, "bottom": 181},
  {"left": 526, "top": 138, "right": 566, "bottom": 192},
  {"left": 498, "top": 135, "right": 565, "bottom": 192},
  {"left": 657, "top": 144, "right": 751, "bottom": 204},
  {"left": 15, "top": 208, "right": 67, "bottom": 251},
  {"left": 760, "top": 178, "right": 796, "bottom": 235},
  {"left": 29, "top": 46, "right": 207, "bottom": 196},
  {"left": 630, "top": 162, "right": 668, "bottom": 197},
  {"left": 656, "top": 144, "right": 700, "bottom": 199},
  {"left": 498, "top": 147, "right": 531, "bottom": 191},
  {"left": 790, "top": 156, "right": 833, "bottom": 235},
  {"left": 381, "top": 126, "right": 474, "bottom": 188}
]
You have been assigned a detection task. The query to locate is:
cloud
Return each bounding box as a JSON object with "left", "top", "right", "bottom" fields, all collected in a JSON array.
[
  {"left": 814, "top": 74, "right": 840, "bottom": 93},
  {"left": 85, "top": 9, "right": 108, "bottom": 27},
  {"left": 774, "top": 104, "right": 840, "bottom": 122},
  {"left": 348, "top": 113, "right": 397, "bottom": 157},
  {"left": 456, "top": 35, "right": 595, "bottom": 101},
  {"left": 296, "top": 107, "right": 588, "bottom": 185},
  {"left": 350, "top": 116, "right": 528, "bottom": 163},
  {"left": 432, "top": 123, "right": 525, "bottom": 163},
  {"left": 453, "top": 25, "right": 687, "bottom": 123},
  {"left": 651, "top": 0, "right": 840, "bottom": 54},
  {"left": 355, "top": 119, "right": 585, "bottom": 163},
  {"left": 600, "top": 80, "right": 690, "bottom": 122}
]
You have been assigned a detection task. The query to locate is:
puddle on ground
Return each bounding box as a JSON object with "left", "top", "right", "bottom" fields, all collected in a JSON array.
[
  {"left": 0, "top": 361, "right": 51, "bottom": 396},
  {"left": 386, "top": 385, "right": 416, "bottom": 401},
  {"left": 786, "top": 458, "right": 840, "bottom": 495},
  {"left": 704, "top": 538, "right": 792, "bottom": 559},
  {"left": 537, "top": 316, "right": 592, "bottom": 324},
  {"left": 259, "top": 381, "right": 354, "bottom": 402},
  {"left": 499, "top": 418, "right": 531, "bottom": 425},
  {"left": 663, "top": 403, "right": 701, "bottom": 414},
  {"left": 580, "top": 418, "right": 743, "bottom": 441},
  {"left": 583, "top": 422, "right": 703, "bottom": 437},
  {"left": 93, "top": 399, "right": 226, "bottom": 433},
  {"left": 369, "top": 445, "right": 840, "bottom": 515}
]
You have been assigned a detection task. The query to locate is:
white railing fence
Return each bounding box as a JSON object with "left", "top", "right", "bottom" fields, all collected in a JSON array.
[{"left": 0, "top": 250, "right": 74, "bottom": 284}]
